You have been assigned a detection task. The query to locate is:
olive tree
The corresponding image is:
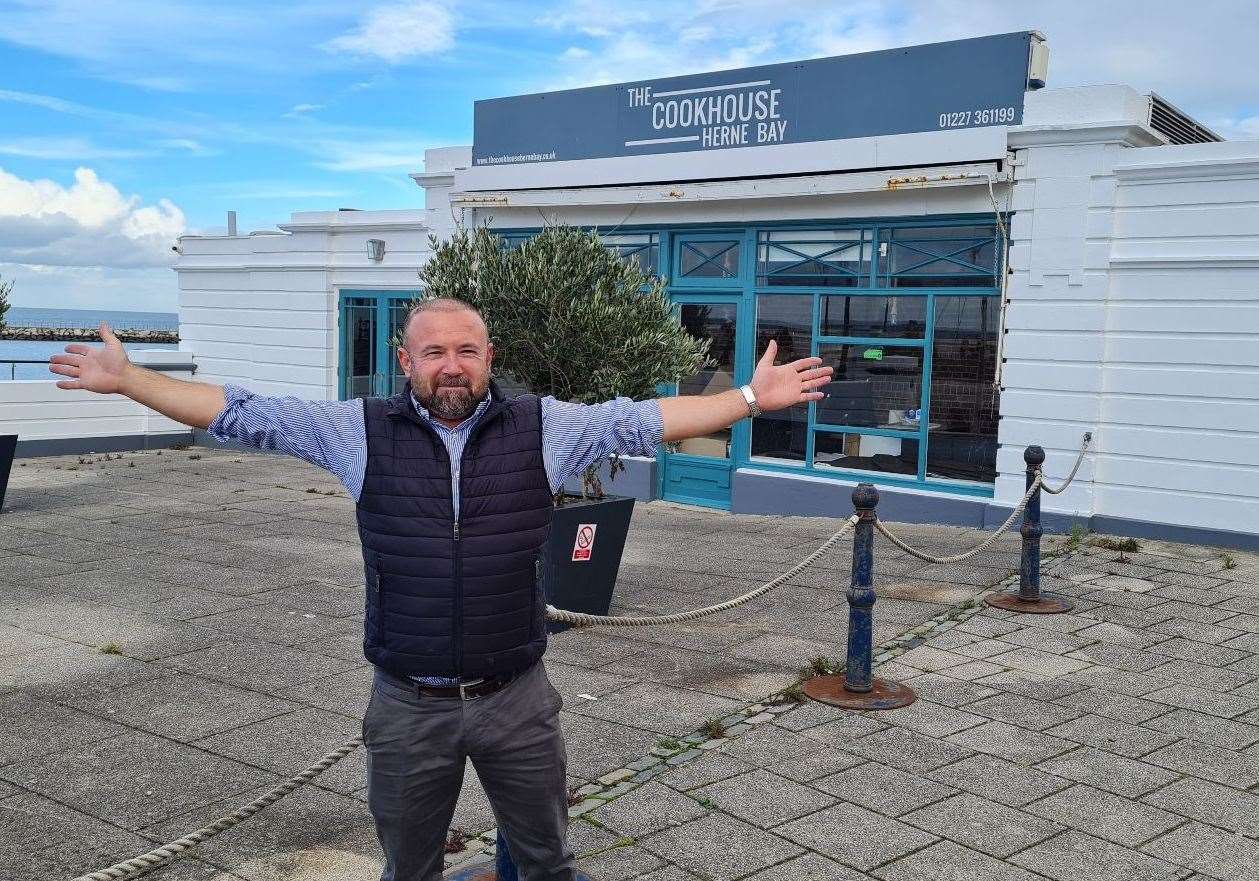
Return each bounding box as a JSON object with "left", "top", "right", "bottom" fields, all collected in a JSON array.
[{"left": 414, "top": 224, "right": 710, "bottom": 500}]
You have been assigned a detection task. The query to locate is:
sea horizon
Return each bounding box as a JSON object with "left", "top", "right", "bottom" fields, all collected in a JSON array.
[{"left": 1, "top": 307, "right": 179, "bottom": 380}]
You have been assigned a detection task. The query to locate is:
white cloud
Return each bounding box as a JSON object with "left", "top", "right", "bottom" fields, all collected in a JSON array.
[
  {"left": 0, "top": 166, "right": 185, "bottom": 269},
  {"left": 310, "top": 139, "right": 434, "bottom": 172},
  {"left": 0, "top": 138, "right": 149, "bottom": 160},
  {"left": 0, "top": 262, "right": 177, "bottom": 312},
  {"left": 324, "top": 2, "right": 455, "bottom": 63}
]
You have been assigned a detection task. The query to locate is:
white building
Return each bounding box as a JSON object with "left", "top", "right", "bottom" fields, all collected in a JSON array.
[{"left": 166, "top": 33, "right": 1259, "bottom": 550}]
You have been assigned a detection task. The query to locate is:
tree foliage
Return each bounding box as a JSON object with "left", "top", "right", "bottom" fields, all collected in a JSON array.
[
  {"left": 414, "top": 224, "right": 712, "bottom": 498},
  {"left": 0, "top": 273, "right": 11, "bottom": 330},
  {"left": 416, "top": 224, "right": 710, "bottom": 404}
]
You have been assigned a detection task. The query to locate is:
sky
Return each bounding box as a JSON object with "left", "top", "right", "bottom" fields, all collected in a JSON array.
[{"left": 0, "top": 0, "right": 1257, "bottom": 313}]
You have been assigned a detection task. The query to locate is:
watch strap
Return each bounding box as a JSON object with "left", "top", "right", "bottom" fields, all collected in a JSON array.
[{"left": 738, "top": 384, "right": 761, "bottom": 418}]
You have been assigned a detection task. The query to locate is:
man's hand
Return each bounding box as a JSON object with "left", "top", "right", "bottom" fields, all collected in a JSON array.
[
  {"left": 748, "top": 340, "right": 833, "bottom": 412},
  {"left": 49, "top": 322, "right": 131, "bottom": 393}
]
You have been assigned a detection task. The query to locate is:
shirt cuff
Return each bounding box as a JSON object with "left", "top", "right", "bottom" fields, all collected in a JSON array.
[
  {"left": 206, "top": 383, "right": 253, "bottom": 442},
  {"left": 639, "top": 398, "right": 665, "bottom": 450}
]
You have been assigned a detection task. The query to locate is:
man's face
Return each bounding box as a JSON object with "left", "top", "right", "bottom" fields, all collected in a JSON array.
[{"left": 398, "top": 308, "right": 494, "bottom": 422}]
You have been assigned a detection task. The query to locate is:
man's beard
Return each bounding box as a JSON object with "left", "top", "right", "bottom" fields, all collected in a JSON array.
[{"left": 418, "top": 375, "right": 488, "bottom": 420}]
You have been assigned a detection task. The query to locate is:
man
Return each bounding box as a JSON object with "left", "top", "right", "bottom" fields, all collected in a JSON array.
[{"left": 50, "top": 298, "right": 832, "bottom": 881}]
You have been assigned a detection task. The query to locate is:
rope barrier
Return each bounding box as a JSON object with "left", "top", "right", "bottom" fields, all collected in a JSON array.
[
  {"left": 71, "top": 737, "right": 363, "bottom": 881},
  {"left": 873, "top": 476, "right": 1041, "bottom": 564},
  {"left": 1039, "top": 434, "right": 1091, "bottom": 495},
  {"left": 871, "top": 433, "right": 1092, "bottom": 564},
  {"left": 546, "top": 515, "right": 860, "bottom": 627}
]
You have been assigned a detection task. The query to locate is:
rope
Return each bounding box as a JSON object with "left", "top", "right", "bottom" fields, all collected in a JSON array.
[
  {"left": 546, "top": 515, "right": 859, "bottom": 627},
  {"left": 71, "top": 737, "right": 363, "bottom": 881},
  {"left": 1039, "top": 434, "right": 1091, "bottom": 495},
  {"left": 872, "top": 433, "right": 1092, "bottom": 563},
  {"left": 874, "top": 475, "right": 1041, "bottom": 564}
]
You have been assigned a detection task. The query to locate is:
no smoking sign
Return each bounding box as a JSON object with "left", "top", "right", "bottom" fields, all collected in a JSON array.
[{"left": 571, "top": 523, "right": 597, "bottom": 562}]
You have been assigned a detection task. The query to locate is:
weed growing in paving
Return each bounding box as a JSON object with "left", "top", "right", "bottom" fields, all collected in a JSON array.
[
  {"left": 1090, "top": 536, "right": 1140, "bottom": 552},
  {"left": 1224, "top": 554, "right": 1238, "bottom": 570},
  {"left": 656, "top": 736, "right": 682, "bottom": 751},
  {"left": 802, "top": 656, "right": 839, "bottom": 677},
  {"left": 99, "top": 643, "right": 122, "bottom": 654},
  {"left": 700, "top": 719, "right": 727, "bottom": 739}
]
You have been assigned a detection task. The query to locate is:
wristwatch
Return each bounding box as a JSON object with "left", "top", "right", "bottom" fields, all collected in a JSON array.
[{"left": 738, "top": 384, "right": 761, "bottom": 419}]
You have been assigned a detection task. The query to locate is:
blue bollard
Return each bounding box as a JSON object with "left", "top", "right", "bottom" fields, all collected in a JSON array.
[
  {"left": 803, "top": 483, "right": 915, "bottom": 711},
  {"left": 986, "top": 445, "right": 1074, "bottom": 614}
]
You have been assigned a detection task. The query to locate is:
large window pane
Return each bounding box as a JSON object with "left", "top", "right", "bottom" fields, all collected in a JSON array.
[
  {"left": 820, "top": 295, "right": 927, "bottom": 339},
  {"left": 816, "top": 344, "right": 924, "bottom": 429},
  {"left": 813, "top": 431, "right": 920, "bottom": 477},
  {"left": 680, "top": 240, "right": 741, "bottom": 278},
  {"left": 757, "top": 229, "right": 868, "bottom": 287},
  {"left": 880, "top": 224, "right": 997, "bottom": 288},
  {"left": 344, "top": 298, "right": 376, "bottom": 399},
  {"left": 926, "top": 296, "right": 1001, "bottom": 482},
  {"left": 751, "top": 295, "right": 811, "bottom": 465},
  {"left": 675, "top": 304, "right": 737, "bottom": 458}
]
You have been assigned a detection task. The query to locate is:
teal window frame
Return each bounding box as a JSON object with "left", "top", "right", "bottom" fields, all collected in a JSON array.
[
  {"left": 336, "top": 289, "right": 422, "bottom": 400},
  {"left": 484, "top": 216, "right": 1003, "bottom": 498}
]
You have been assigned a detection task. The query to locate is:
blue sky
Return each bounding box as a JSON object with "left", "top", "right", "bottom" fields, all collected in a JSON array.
[{"left": 1, "top": 0, "right": 1256, "bottom": 312}]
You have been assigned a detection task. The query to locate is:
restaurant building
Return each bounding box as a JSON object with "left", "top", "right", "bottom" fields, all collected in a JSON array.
[{"left": 172, "top": 32, "right": 1259, "bottom": 549}]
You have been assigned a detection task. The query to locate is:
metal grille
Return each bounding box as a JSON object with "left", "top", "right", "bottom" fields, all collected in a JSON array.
[{"left": 1148, "top": 93, "right": 1223, "bottom": 144}]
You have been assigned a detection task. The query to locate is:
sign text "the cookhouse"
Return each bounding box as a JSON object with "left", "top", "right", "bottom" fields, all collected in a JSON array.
[{"left": 625, "top": 79, "right": 788, "bottom": 150}]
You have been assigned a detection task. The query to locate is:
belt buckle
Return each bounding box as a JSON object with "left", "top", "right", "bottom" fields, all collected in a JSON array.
[{"left": 459, "top": 678, "right": 485, "bottom": 701}]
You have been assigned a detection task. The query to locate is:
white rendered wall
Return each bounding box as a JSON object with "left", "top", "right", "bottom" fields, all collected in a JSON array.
[
  {"left": 175, "top": 210, "right": 432, "bottom": 402},
  {"left": 1099, "top": 142, "right": 1259, "bottom": 533},
  {"left": 0, "top": 351, "right": 192, "bottom": 442}
]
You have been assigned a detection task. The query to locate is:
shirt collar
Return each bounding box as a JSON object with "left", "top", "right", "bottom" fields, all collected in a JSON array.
[{"left": 410, "top": 388, "right": 492, "bottom": 432}]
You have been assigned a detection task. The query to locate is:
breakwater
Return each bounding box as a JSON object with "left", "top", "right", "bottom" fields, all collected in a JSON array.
[{"left": 0, "top": 326, "right": 179, "bottom": 343}]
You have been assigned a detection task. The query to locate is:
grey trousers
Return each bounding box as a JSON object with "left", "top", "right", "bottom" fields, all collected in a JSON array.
[{"left": 364, "top": 662, "right": 577, "bottom": 881}]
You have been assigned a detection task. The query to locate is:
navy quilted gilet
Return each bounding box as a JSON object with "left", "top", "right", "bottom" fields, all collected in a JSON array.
[{"left": 357, "top": 386, "right": 554, "bottom": 678}]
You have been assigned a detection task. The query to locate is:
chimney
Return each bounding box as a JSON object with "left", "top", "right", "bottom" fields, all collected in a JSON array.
[{"left": 227, "top": 210, "right": 237, "bottom": 236}]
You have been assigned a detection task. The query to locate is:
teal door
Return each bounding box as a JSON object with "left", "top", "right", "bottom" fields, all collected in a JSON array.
[
  {"left": 660, "top": 299, "right": 743, "bottom": 508},
  {"left": 338, "top": 290, "right": 419, "bottom": 399}
]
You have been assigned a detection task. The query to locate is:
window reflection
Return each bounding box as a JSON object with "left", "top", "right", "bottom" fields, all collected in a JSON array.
[
  {"left": 751, "top": 295, "right": 810, "bottom": 465},
  {"left": 926, "top": 296, "right": 1001, "bottom": 483}
]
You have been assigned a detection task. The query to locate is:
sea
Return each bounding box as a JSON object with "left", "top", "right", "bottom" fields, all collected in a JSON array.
[{"left": 1, "top": 307, "right": 179, "bottom": 380}]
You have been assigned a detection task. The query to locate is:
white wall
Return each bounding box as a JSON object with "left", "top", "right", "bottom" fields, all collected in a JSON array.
[
  {"left": 0, "top": 351, "right": 192, "bottom": 443},
  {"left": 175, "top": 210, "right": 432, "bottom": 402},
  {"left": 1099, "top": 142, "right": 1259, "bottom": 533},
  {"left": 1002, "top": 85, "right": 1259, "bottom": 538}
]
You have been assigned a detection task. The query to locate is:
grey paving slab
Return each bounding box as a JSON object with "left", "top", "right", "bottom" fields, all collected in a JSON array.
[
  {"left": 1143, "top": 684, "right": 1259, "bottom": 719},
  {"left": 1142, "top": 775, "right": 1259, "bottom": 837},
  {"left": 642, "top": 812, "right": 805, "bottom": 881},
  {"left": 873, "top": 839, "right": 1047, "bottom": 881},
  {"left": 659, "top": 749, "right": 758, "bottom": 791},
  {"left": 897, "top": 672, "right": 999, "bottom": 707},
  {"left": 192, "top": 707, "right": 362, "bottom": 777},
  {"left": 0, "top": 732, "right": 278, "bottom": 830},
  {"left": 813, "top": 761, "right": 956, "bottom": 817},
  {"left": 964, "top": 692, "right": 1083, "bottom": 732},
  {"left": 1026, "top": 783, "right": 1182, "bottom": 847},
  {"left": 868, "top": 699, "right": 988, "bottom": 738},
  {"left": 57, "top": 671, "right": 298, "bottom": 743},
  {"left": 1141, "top": 821, "right": 1259, "bottom": 880},
  {"left": 1147, "top": 637, "right": 1248, "bottom": 668},
  {"left": 926, "top": 753, "right": 1071, "bottom": 807},
  {"left": 590, "top": 780, "right": 709, "bottom": 837},
  {"left": 1036, "top": 746, "right": 1181, "bottom": 798},
  {"left": 900, "top": 792, "right": 1062, "bottom": 859},
  {"left": 692, "top": 768, "right": 837, "bottom": 828},
  {"left": 767, "top": 746, "right": 867, "bottom": 783},
  {"left": 573, "top": 844, "right": 667, "bottom": 881},
  {"left": 0, "top": 691, "right": 134, "bottom": 766},
  {"left": 718, "top": 724, "right": 824, "bottom": 766},
  {"left": 559, "top": 712, "right": 661, "bottom": 781},
  {"left": 1146, "top": 708, "right": 1259, "bottom": 750},
  {"left": 1045, "top": 714, "right": 1179, "bottom": 759},
  {"left": 1055, "top": 686, "right": 1171, "bottom": 725},
  {"left": 843, "top": 726, "right": 976, "bottom": 772},
  {"left": 945, "top": 720, "right": 1075, "bottom": 764},
  {"left": 1010, "top": 830, "right": 1188, "bottom": 881},
  {"left": 1146, "top": 658, "right": 1253, "bottom": 693},
  {"left": 1144, "top": 738, "right": 1259, "bottom": 788},
  {"left": 574, "top": 681, "right": 747, "bottom": 736},
  {"left": 773, "top": 801, "right": 937, "bottom": 873},
  {"left": 744, "top": 852, "right": 872, "bottom": 881},
  {"left": 155, "top": 639, "right": 362, "bottom": 693}
]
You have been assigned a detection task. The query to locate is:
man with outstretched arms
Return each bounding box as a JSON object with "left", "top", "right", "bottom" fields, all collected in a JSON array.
[{"left": 50, "top": 298, "right": 832, "bottom": 881}]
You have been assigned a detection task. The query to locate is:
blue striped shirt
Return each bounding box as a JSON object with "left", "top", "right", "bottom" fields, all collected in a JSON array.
[{"left": 207, "top": 384, "right": 663, "bottom": 685}]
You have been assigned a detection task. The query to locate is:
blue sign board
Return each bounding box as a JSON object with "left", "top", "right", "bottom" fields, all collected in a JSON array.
[{"left": 472, "top": 33, "right": 1034, "bottom": 167}]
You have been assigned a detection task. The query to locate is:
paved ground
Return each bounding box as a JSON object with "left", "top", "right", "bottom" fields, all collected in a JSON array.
[{"left": 0, "top": 447, "right": 1252, "bottom": 880}]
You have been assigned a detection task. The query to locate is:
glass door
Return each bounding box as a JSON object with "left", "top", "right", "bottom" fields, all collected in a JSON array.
[
  {"left": 338, "top": 290, "right": 420, "bottom": 399},
  {"left": 660, "top": 299, "right": 742, "bottom": 508}
]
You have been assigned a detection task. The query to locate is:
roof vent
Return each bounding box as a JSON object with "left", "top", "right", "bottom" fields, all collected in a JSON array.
[{"left": 1148, "top": 93, "right": 1223, "bottom": 144}]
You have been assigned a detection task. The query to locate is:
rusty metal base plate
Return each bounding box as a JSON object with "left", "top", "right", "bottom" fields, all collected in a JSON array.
[
  {"left": 444, "top": 863, "right": 594, "bottom": 881},
  {"left": 803, "top": 675, "right": 916, "bottom": 710},
  {"left": 985, "top": 591, "right": 1075, "bottom": 614}
]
